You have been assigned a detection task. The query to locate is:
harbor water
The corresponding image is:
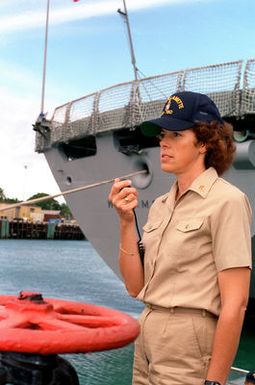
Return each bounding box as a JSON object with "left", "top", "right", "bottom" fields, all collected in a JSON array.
[
  {"left": 0, "top": 240, "right": 253, "bottom": 384},
  {"left": 0, "top": 239, "right": 143, "bottom": 385}
]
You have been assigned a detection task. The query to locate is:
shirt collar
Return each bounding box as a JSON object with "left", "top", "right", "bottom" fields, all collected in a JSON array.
[
  {"left": 189, "top": 167, "right": 218, "bottom": 198},
  {"left": 161, "top": 182, "right": 178, "bottom": 204},
  {"left": 161, "top": 167, "right": 218, "bottom": 203}
]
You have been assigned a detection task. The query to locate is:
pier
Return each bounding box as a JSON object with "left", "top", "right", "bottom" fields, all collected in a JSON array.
[{"left": 0, "top": 219, "right": 85, "bottom": 240}]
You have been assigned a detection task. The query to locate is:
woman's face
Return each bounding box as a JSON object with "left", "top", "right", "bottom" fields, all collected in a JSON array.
[{"left": 159, "top": 129, "right": 206, "bottom": 175}]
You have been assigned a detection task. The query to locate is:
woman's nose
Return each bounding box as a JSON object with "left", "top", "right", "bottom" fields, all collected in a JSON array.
[{"left": 160, "top": 138, "right": 170, "bottom": 148}]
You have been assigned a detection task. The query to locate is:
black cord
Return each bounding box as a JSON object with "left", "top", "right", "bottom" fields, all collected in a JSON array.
[{"left": 133, "top": 209, "right": 145, "bottom": 266}]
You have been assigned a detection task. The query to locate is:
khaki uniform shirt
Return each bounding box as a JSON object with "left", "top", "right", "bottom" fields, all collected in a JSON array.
[{"left": 137, "top": 167, "right": 252, "bottom": 316}]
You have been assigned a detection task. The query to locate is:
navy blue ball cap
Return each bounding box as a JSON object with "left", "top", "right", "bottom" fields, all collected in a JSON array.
[{"left": 140, "top": 91, "right": 223, "bottom": 136}]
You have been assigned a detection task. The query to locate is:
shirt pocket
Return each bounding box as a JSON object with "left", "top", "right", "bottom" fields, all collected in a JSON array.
[
  {"left": 142, "top": 220, "right": 163, "bottom": 274},
  {"left": 143, "top": 221, "right": 163, "bottom": 233},
  {"left": 174, "top": 218, "right": 205, "bottom": 261},
  {"left": 176, "top": 219, "right": 204, "bottom": 233},
  {"left": 142, "top": 220, "right": 163, "bottom": 249}
]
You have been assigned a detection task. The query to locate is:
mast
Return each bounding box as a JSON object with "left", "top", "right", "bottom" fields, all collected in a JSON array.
[
  {"left": 118, "top": 0, "right": 139, "bottom": 81},
  {"left": 41, "top": 0, "right": 50, "bottom": 115}
]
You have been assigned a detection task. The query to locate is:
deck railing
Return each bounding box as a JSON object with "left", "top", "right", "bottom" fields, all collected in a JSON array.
[{"left": 35, "top": 59, "right": 255, "bottom": 152}]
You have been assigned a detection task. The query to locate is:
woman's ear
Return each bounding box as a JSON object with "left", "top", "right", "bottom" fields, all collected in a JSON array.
[{"left": 199, "top": 143, "right": 207, "bottom": 154}]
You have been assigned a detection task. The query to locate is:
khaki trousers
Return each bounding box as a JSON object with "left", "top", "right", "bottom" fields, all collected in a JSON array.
[{"left": 132, "top": 306, "right": 217, "bottom": 385}]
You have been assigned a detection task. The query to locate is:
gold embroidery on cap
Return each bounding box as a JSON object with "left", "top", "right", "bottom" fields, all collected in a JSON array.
[{"left": 163, "top": 96, "right": 185, "bottom": 115}]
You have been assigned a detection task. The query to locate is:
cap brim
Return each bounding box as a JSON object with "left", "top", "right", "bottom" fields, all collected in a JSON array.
[{"left": 140, "top": 115, "right": 194, "bottom": 137}]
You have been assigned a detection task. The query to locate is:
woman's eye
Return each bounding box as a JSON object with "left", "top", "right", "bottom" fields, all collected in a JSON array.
[
  {"left": 157, "top": 133, "right": 164, "bottom": 141},
  {"left": 157, "top": 131, "right": 181, "bottom": 141}
]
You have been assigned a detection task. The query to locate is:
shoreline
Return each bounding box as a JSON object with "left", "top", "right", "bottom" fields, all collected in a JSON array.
[{"left": 0, "top": 219, "right": 85, "bottom": 240}]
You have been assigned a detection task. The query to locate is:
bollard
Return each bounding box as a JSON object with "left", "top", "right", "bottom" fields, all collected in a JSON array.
[
  {"left": 0, "top": 219, "right": 9, "bottom": 239},
  {"left": 0, "top": 352, "right": 79, "bottom": 385},
  {"left": 47, "top": 223, "right": 56, "bottom": 239}
]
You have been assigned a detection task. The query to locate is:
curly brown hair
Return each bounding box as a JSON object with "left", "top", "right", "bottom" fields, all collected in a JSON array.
[{"left": 192, "top": 121, "right": 236, "bottom": 175}]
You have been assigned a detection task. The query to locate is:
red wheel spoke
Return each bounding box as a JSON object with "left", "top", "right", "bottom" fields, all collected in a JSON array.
[
  {"left": 0, "top": 316, "right": 28, "bottom": 329},
  {"left": 0, "top": 307, "right": 8, "bottom": 320},
  {"left": 36, "top": 318, "right": 86, "bottom": 331},
  {"left": 57, "top": 314, "right": 120, "bottom": 328}
]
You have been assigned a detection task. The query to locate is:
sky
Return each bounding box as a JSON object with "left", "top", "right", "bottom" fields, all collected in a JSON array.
[{"left": 0, "top": 0, "right": 254, "bottom": 201}]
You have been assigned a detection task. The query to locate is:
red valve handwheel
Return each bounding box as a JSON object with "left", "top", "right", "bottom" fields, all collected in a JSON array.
[{"left": 0, "top": 292, "right": 140, "bottom": 355}]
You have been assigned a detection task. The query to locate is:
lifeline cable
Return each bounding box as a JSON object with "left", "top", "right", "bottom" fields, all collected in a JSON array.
[{"left": 0, "top": 170, "right": 147, "bottom": 212}]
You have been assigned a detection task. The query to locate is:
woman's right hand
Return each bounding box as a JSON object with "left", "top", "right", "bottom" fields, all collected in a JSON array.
[{"left": 108, "top": 178, "right": 138, "bottom": 223}]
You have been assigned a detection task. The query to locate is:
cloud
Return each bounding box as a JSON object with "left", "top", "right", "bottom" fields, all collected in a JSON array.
[
  {"left": 0, "top": 0, "right": 209, "bottom": 34},
  {"left": 0, "top": 83, "right": 61, "bottom": 201}
]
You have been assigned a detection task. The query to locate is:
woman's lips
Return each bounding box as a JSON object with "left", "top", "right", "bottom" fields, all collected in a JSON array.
[{"left": 161, "top": 153, "right": 173, "bottom": 159}]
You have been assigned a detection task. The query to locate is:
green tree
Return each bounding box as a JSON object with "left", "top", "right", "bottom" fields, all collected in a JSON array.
[
  {"left": 0, "top": 187, "right": 6, "bottom": 202},
  {"left": 0, "top": 187, "right": 20, "bottom": 203},
  {"left": 4, "top": 198, "right": 20, "bottom": 203},
  {"left": 27, "top": 193, "right": 61, "bottom": 211},
  {"left": 60, "top": 203, "right": 73, "bottom": 219}
]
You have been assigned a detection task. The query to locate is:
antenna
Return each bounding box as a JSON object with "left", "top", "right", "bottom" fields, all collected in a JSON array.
[
  {"left": 117, "top": 0, "right": 139, "bottom": 81},
  {"left": 41, "top": 0, "right": 51, "bottom": 115}
]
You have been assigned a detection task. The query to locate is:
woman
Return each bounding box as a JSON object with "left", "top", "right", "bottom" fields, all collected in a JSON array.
[{"left": 108, "top": 91, "right": 252, "bottom": 385}]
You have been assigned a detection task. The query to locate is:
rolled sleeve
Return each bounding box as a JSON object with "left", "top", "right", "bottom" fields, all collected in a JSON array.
[{"left": 210, "top": 193, "right": 252, "bottom": 271}]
